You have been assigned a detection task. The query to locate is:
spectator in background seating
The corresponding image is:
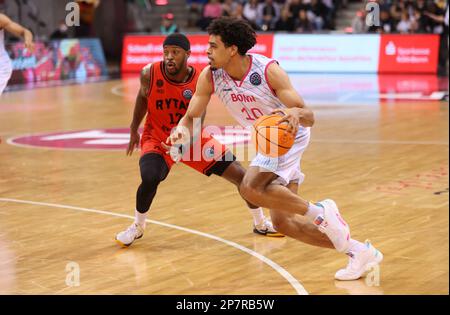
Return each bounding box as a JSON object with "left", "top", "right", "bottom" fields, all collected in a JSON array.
[
  {"left": 222, "top": 0, "right": 238, "bottom": 17},
  {"left": 187, "top": 0, "right": 208, "bottom": 27},
  {"left": 275, "top": 5, "right": 295, "bottom": 32},
  {"left": 396, "top": 10, "right": 414, "bottom": 33},
  {"left": 351, "top": 10, "right": 367, "bottom": 33},
  {"left": 423, "top": 2, "right": 448, "bottom": 75},
  {"left": 288, "top": 0, "right": 308, "bottom": 21},
  {"left": 75, "top": 0, "right": 100, "bottom": 37},
  {"left": 259, "top": 0, "right": 279, "bottom": 31},
  {"left": 308, "top": 0, "right": 326, "bottom": 31},
  {"left": 160, "top": 13, "right": 179, "bottom": 35},
  {"left": 295, "top": 9, "right": 313, "bottom": 32},
  {"left": 321, "top": 0, "right": 336, "bottom": 30},
  {"left": 197, "top": 0, "right": 222, "bottom": 30},
  {"left": 243, "top": 0, "right": 261, "bottom": 29},
  {"left": 379, "top": 9, "right": 395, "bottom": 33},
  {"left": 232, "top": 3, "right": 245, "bottom": 19},
  {"left": 50, "top": 20, "right": 69, "bottom": 39}
]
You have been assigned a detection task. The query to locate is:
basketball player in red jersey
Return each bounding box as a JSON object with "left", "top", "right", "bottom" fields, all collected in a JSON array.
[{"left": 115, "top": 34, "right": 282, "bottom": 247}]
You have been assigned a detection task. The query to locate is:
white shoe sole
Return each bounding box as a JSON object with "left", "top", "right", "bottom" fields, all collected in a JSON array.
[{"left": 335, "top": 249, "right": 384, "bottom": 281}]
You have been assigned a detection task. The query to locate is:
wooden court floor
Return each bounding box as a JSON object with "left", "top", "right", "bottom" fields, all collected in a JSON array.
[{"left": 0, "top": 76, "right": 448, "bottom": 295}]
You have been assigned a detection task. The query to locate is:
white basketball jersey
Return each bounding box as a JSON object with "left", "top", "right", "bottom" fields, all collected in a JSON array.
[
  {"left": 211, "top": 54, "right": 306, "bottom": 129},
  {"left": 0, "top": 29, "right": 13, "bottom": 80}
]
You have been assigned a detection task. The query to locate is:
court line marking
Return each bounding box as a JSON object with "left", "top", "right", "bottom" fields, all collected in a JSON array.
[
  {"left": 111, "top": 85, "right": 126, "bottom": 97},
  {"left": 6, "top": 132, "right": 449, "bottom": 153},
  {"left": 0, "top": 197, "right": 308, "bottom": 295}
]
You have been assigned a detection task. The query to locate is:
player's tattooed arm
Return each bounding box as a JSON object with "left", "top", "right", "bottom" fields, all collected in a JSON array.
[
  {"left": 127, "top": 64, "right": 152, "bottom": 156},
  {"left": 266, "top": 62, "right": 314, "bottom": 131}
]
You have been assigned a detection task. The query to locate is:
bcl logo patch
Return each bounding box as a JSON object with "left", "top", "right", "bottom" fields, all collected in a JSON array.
[
  {"left": 183, "top": 89, "right": 193, "bottom": 100},
  {"left": 249, "top": 72, "right": 262, "bottom": 86}
]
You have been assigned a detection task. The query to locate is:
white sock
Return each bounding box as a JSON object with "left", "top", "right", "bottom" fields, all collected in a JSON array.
[
  {"left": 346, "top": 239, "right": 367, "bottom": 255},
  {"left": 305, "top": 202, "right": 324, "bottom": 224},
  {"left": 134, "top": 209, "right": 147, "bottom": 228},
  {"left": 249, "top": 207, "right": 265, "bottom": 226}
]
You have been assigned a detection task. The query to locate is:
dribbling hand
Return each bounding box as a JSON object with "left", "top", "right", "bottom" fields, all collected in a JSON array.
[{"left": 272, "top": 108, "right": 300, "bottom": 136}]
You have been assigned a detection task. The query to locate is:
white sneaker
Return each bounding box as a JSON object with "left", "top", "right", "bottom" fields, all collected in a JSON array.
[
  {"left": 315, "top": 199, "right": 350, "bottom": 252},
  {"left": 115, "top": 223, "right": 144, "bottom": 247},
  {"left": 253, "top": 218, "right": 285, "bottom": 237},
  {"left": 335, "top": 241, "right": 383, "bottom": 281}
]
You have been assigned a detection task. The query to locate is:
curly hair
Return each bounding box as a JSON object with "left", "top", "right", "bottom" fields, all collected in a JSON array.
[{"left": 207, "top": 17, "right": 257, "bottom": 56}]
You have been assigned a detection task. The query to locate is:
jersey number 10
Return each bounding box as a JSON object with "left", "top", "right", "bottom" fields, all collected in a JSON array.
[{"left": 241, "top": 107, "right": 264, "bottom": 121}]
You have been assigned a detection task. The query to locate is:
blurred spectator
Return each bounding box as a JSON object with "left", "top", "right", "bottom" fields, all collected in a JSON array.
[
  {"left": 423, "top": 2, "right": 449, "bottom": 75},
  {"left": 222, "top": 0, "right": 238, "bottom": 17},
  {"left": 288, "top": 0, "right": 309, "bottom": 21},
  {"left": 75, "top": 0, "right": 100, "bottom": 37},
  {"left": 396, "top": 10, "right": 414, "bottom": 33},
  {"left": 379, "top": 9, "right": 395, "bottom": 33},
  {"left": 321, "top": 0, "right": 336, "bottom": 29},
  {"left": 295, "top": 9, "right": 313, "bottom": 32},
  {"left": 243, "top": 0, "right": 261, "bottom": 28},
  {"left": 351, "top": 10, "right": 367, "bottom": 33},
  {"left": 197, "top": 0, "right": 223, "bottom": 30},
  {"left": 187, "top": 0, "right": 208, "bottom": 28},
  {"left": 309, "top": 0, "right": 327, "bottom": 31},
  {"left": 50, "top": 21, "right": 69, "bottom": 39},
  {"left": 275, "top": 5, "right": 295, "bottom": 31},
  {"left": 160, "top": 13, "right": 179, "bottom": 35},
  {"left": 232, "top": 3, "right": 246, "bottom": 19},
  {"left": 259, "top": 0, "right": 279, "bottom": 31}
]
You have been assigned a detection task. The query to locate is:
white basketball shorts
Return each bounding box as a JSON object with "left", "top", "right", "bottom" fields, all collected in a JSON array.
[{"left": 250, "top": 127, "right": 311, "bottom": 186}]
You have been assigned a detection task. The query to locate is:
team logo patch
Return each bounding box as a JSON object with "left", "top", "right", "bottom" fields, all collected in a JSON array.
[
  {"left": 204, "top": 146, "right": 215, "bottom": 159},
  {"left": 249, "top": 72, "right": 262, "bottom": 86},
  {"left": 183, "top": 89, "right": 193, "bottom": 100},
  {"left": 156, "top": 79, "right": 164, "bottom": 88},
  {"left": 7, "top": 127, "right": 251, "bottom": 151}
]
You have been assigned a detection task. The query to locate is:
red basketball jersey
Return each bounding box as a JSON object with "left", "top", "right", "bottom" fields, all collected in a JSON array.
[{"left": 142, "top": 61, "right": 199, "bottom": 142}]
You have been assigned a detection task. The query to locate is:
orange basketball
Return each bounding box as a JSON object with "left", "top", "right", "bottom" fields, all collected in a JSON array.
[{"left": 251, "top": 114, "right": 295, "bottom": 157}]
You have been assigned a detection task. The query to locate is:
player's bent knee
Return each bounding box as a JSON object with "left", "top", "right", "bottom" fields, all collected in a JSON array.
[{"left": 239, "top": 181, "right": 264, "bottom": 203}]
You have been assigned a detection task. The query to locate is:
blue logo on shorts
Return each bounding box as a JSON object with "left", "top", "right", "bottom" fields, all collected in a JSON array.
[{"left": 204, "top": 146, "right": 215, "bottom": 159}]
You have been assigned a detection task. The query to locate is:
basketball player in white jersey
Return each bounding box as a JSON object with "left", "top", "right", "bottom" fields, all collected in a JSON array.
[
  {"left": 0, "top": 13, "right": 34, "bottom": 96},
  {"left": 168, "top": 17, "right": 383, "bottom": 281}
]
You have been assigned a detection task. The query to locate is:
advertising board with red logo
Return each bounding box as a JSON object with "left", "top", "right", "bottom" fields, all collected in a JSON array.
[
  {"left": 378, "top": 34, "right": 440, "bottom": 74},
  {"left": 121, "top": 34, "right": 274, "bottom": 72},
  {"left": 122, "top": 33, "right": 438, "bottom": 74}
]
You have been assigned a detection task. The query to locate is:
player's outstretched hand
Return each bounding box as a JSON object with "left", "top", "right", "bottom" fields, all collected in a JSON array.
[{"left": 126, "top": 130, "right": 140, "bottom": 156}]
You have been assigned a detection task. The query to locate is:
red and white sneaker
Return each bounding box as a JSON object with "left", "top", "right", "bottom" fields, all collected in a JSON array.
[{"left": 315, "top": 199, "right": 351, "bottom": 253}]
